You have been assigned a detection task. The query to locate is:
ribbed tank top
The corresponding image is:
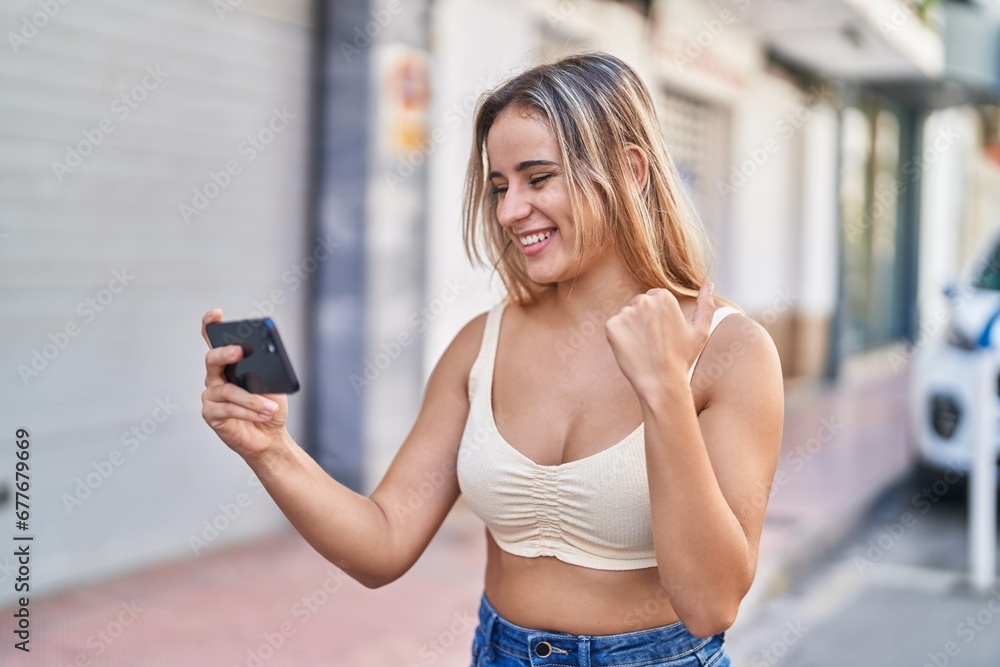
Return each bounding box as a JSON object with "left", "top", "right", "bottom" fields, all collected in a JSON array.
[{"left": 456, "top": 301, "right": 742, "bottom": 570}]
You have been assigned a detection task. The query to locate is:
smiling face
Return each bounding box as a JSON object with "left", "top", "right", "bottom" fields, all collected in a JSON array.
[{"left": 485, "top": 105, "right": 607, "bottom": 286}]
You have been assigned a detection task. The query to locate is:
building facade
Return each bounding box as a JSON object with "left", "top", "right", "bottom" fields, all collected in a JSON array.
[{"left": 6, "top": 0, "right": 1000, "bottom": 604}]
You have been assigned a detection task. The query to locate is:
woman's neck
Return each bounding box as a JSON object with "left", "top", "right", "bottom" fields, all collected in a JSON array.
[{"left": 543, "top": 257, "right": 645, "bottom": 329}]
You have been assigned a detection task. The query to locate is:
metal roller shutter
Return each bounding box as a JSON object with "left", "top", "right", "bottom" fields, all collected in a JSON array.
[{"left": 0, "top": 0, "right": 315, "bottom": 601}]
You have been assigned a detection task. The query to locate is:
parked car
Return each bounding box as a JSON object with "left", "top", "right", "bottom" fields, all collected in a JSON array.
[{"left": 909, "top": 229, "right": 1000, "bottom": 479}]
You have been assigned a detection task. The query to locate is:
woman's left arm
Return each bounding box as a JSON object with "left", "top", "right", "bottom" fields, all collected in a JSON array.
[{"left": 606, "top": 285, "right": 785, "bottom": 638}]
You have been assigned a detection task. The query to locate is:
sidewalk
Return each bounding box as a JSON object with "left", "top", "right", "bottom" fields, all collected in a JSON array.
[
  {"left": 726, "top": 461, "right": 1000, "bottom": 665},
  {"left": 2, "top": 354, "right": 913, "bottom": 667},
  {"left": 733, "top": 349, "right": 914, "bottom": 632}
]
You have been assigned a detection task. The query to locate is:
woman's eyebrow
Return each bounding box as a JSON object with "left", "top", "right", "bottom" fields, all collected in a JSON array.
[{"left": 488, "top": 159, "right": 559, "bottom": 180}]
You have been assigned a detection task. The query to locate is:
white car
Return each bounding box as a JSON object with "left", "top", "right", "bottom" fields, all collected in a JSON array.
[{"left": 909, "top": 230, "right": 1000, "bottom": 479}]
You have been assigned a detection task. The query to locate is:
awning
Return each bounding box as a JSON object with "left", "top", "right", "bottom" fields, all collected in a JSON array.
[{"left": 738, "top": 0, "right": 945, "bottom": 80}]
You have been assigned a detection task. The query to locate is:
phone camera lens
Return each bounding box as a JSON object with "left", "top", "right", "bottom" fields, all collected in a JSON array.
[{"left": 264, "top": 329, "right": 278, "bottom": 353}]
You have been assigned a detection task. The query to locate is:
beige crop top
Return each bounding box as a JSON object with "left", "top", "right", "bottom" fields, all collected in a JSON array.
[{"left": 456, "top": 300, "right": 741, "bottom": 571}]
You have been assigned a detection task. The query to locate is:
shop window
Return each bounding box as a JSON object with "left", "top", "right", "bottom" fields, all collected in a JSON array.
[{"left": 839, "top": 102, "right": 904, "bottom": 353}]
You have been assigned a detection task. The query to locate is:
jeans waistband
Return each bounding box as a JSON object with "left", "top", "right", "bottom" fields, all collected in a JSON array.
[{"left": 475, "top": 591, "right": 721, "bottom": 666}]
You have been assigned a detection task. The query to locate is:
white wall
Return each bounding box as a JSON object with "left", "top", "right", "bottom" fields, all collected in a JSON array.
[
  {"left": 0, "top": 0, "right": 314, "bottom": 602},
  {"left": 918, "top": 108, "right": 973, "bottom": 322},
  {"left": 798, "top": 105, "right": 840, "bottom": 317},
  {"left": 724, "top": 73, "right": 805, "bottom": 314}
]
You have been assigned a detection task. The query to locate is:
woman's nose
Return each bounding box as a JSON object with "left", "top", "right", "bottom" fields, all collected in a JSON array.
[{"left": 497, "top": 187, "right": 531, "bottom": 228}]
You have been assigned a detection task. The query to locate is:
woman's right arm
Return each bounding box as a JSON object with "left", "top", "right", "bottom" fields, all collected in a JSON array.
[{"left": 200, "top": 307, "right": 488, "bottom": 588}]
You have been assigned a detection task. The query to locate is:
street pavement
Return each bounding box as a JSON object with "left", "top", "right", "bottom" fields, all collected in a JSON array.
[
  {"left": 2, "top": 351, "right": 922, "bottom": 666},
  {"left": 729, "top": 471, "right": 1000, "bottom": 666}
]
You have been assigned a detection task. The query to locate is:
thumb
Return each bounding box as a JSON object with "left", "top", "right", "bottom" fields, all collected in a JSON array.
[
  {"left": 694, "top": 282, "right": 716, "bottom": 326},
  {"left": 202, "top": 308, "right": 224, "bottom": 347}
]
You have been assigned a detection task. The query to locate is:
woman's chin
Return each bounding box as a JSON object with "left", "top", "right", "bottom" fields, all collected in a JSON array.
[
  {"left": 522, "top": 250, "right": 574, "bottom": 285},
  {"left": 525, "top": 266, "right": 563, "bottom": 285}
]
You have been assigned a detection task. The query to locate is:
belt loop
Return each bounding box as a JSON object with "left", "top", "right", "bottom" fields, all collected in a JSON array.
[
  {"left": 578, "top": 636, "right": 591, "bottom": 667},
  {"left": 481, "top": 596, "right": 498, "bottom": 660}
]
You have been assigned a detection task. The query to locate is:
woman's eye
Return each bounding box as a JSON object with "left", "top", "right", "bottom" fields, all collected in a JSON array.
[{"left": 489, "top": 174, "right": 554, "bottom": 195}]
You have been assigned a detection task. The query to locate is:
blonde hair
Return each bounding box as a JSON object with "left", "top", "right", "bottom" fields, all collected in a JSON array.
[{"left": 462, "top": 51, "right": 740, "bottom": 313}]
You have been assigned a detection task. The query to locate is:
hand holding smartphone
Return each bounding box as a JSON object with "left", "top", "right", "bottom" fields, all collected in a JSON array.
[{"left": 205, "top": 318, "right": 300, "bottom": 394}]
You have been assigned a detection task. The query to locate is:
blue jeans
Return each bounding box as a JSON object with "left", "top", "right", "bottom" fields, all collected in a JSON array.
[{"left": 469, "top": 591, "right": 731, "bottom": 666}]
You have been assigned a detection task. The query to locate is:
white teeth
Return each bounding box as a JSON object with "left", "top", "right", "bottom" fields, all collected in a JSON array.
[{"left": 520, "top": 229, "right": 555, "bottom": 246}]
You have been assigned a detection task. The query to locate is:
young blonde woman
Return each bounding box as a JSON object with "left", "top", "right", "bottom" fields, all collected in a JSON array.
[{"left": 201, "top": 52, "right": 784, "bottom": 667}]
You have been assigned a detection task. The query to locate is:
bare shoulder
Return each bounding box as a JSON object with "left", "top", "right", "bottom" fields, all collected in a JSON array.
[
  {"left": 701, "top": 307, "right": 783, "bottom": 405},
  {"left": 713, "top": 308, "right": 780, "bottom": 359}
]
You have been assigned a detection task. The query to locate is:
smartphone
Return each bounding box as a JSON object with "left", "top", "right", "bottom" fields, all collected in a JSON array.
[{"left": 205, "top": 318, "right": 300, "bottom": 394}]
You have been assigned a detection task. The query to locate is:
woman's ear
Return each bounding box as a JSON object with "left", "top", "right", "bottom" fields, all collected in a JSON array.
[{"left": 624, "top": 143, "right": 649, "bottom": 192}]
